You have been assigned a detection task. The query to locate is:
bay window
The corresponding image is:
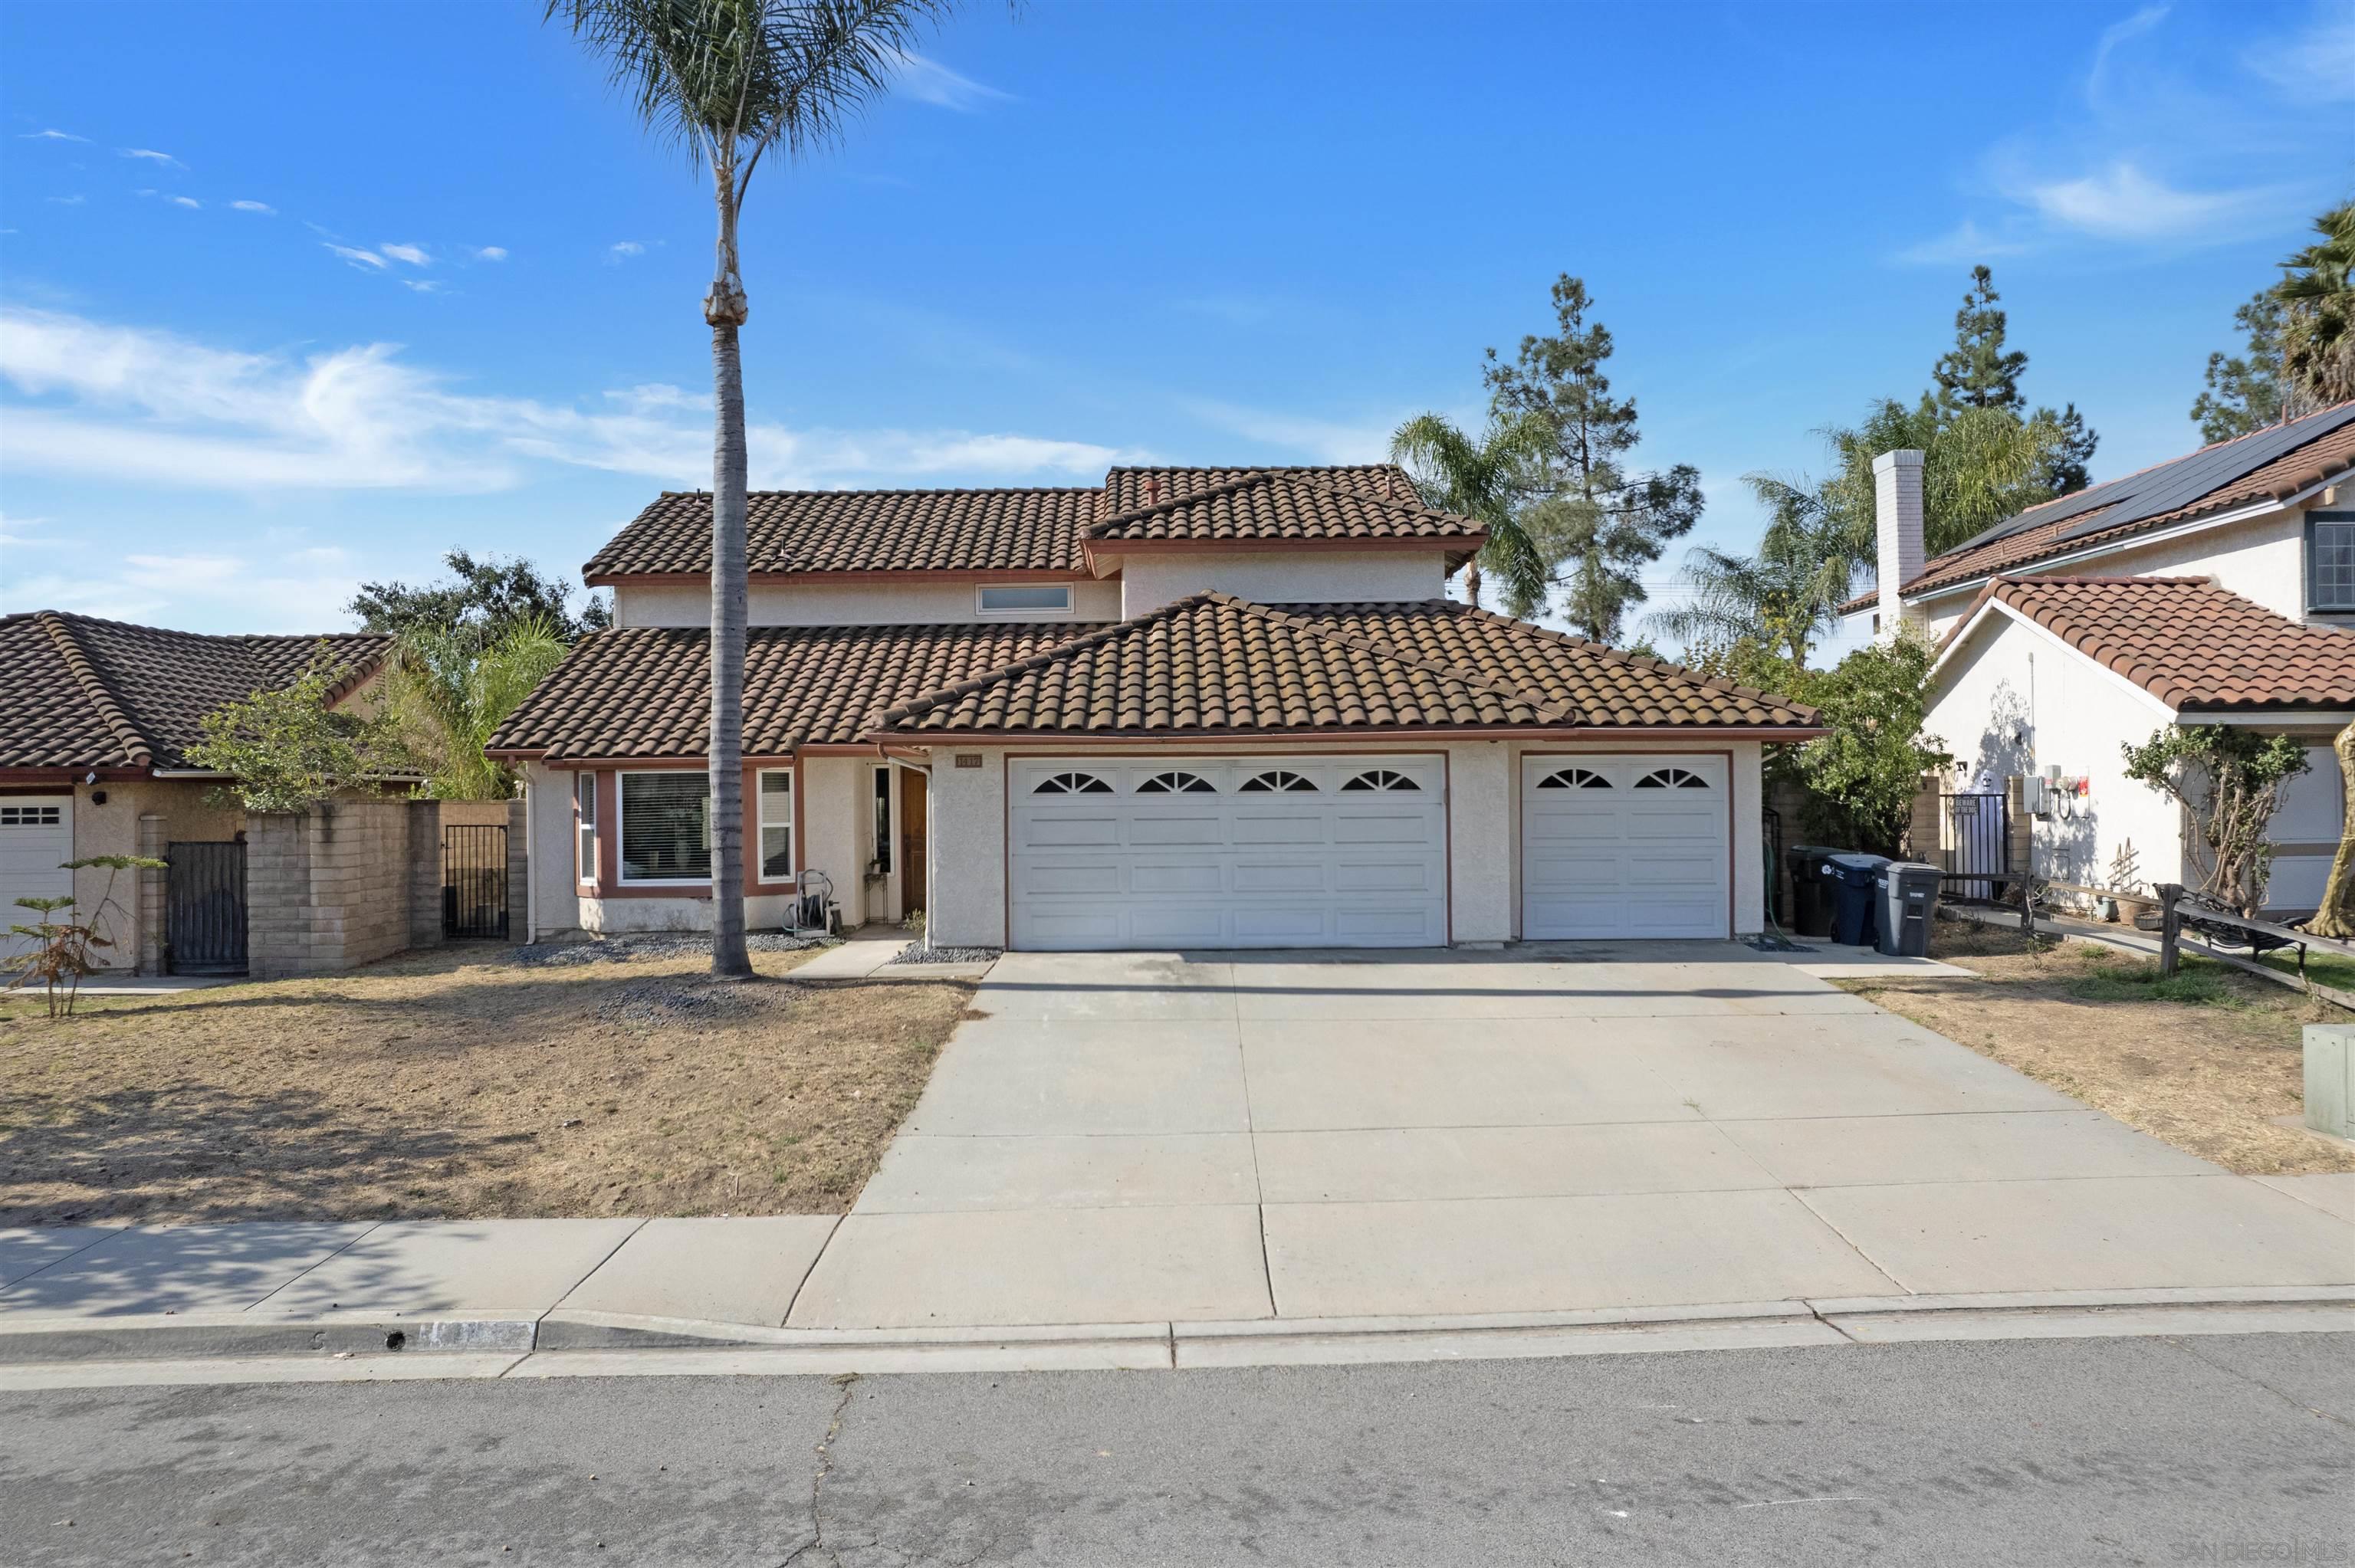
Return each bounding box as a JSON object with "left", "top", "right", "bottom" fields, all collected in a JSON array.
[{"left": 619, "top": 771, "right": 710, "bottom": 884}]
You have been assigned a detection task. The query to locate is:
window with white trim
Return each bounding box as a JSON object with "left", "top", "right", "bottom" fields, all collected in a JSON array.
[
  {"left": 1340, "top": 769, "right": 1420, "bottom": 792},
  {"left": 2311, "top": 513, "right": 2355, "bottom": 613},
  {"left": 619, "top": 772, "right": 710, "bottom": 884},
  {"left": 1136, "top": 770, "right": 1216, "bottom": 794},
  {"left": 977, "top": 583, "right": 1074, "bottom": 616},
  {"left": 1, "top": 805, "right": 63, "bottom": 827},
  {"left": 1634, "top": 767, "right": 1711, "bottom": 789},
  {"left": 1537, "top": 768, "right": 1611, "bottom": 789},
  {"left": 758, "top": 769, "right": 794, "bottom": 882},
  {"left": 1033, "top": 771, "right": 1113, "bottom": 795},
  {"left": 575, "top": 773, "right": 598, "bottom": 883},
  {"left": 1239, "top": 769, "right": 1317, "bottom": 793}
]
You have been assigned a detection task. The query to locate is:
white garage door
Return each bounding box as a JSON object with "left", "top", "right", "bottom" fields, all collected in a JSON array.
[
  {"left": 0, "top": 796, "right": 74, "bottom": 961},
  {"left": 1009, "top": 755, "right": 1447, "bottom": 950},
  {"left": 1522, "top": 754, "right": 1729, "bottom": 940}
]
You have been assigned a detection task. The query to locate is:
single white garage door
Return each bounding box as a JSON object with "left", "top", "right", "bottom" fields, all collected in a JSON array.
[
  {"left": 1009, "top": 755, "right": 1447, "bottom": 950},
  {"left": 0, "top": 795, "right": 74, "bottom": 961},
  {"left": 1522, "top": 754, "right": 1729, "bottom": 940}
]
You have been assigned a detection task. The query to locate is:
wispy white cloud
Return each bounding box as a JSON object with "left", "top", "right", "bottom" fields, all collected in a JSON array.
[
  {"left": 5, "top": 546, "right": 363, "bottom": 631},
  {"left": 1892, "top": 218, "right": 2035, "bottom": 267},
  {"left": 1181, "top": 397, "right": 1394, "bottom": 465},
  {"left": 118, "top": 147, "right": 182, "bottom": 168},
  {"left": 2021, "top": 161, "right": 2288, "bottom": 240},
  {"left": 889, "top": 51, "right": 1013, "bottom": 111},
  {"left": 0, "top": 511, "right": 53, "bottom": 546},
  {"left": 324, "top": 243, "right": 389, "bottom": 271},
  {"left": 0, "top": 309, "right": 1140, "bottom": 499},
  {"left": 230, "top": 199, "right": 275, "bottom": 215},
  {"left": 2087, "top": 5, "right": 2169, "bottom": 101},
  {"left": 165, "top": 195, "right": 201, "bottom": 211},
  {"left": 21, "top": 129, "right": 87, "bottom": 143},
  {"left": 379, "top": 241, "right": 429, "bottom": 266},
  {"left": 607, "top": 240, "right": 646, "bottom": 261},
  {"left": 45, "top": 195, "right": 86, "bottom": 207},
  {"left": 473, "top": 245, "right": 508, "bottom": 261},
  {"left": 2242, "top": 0, "right": 2355, "bottom": 102},
  {"left": 401, "top": 279, "right": 444, "bottom": 294}
]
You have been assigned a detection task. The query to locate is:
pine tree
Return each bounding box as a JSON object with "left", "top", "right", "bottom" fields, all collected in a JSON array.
[
  {"left": 2031, "top": 401, "right": 2099, "bottom": 495},
  {"left": 1932, "top": 265, "right": 2028, "bottom": 414},
  {"left": 1483, "top": 274, "right": 1702, "bottom": 645},
  {"left": 2191, "top": 290, "right": 2288, "bottom": 441}
]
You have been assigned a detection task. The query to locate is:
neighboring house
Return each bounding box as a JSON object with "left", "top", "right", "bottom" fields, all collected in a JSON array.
[
  {"left": 489, "top": 465, "right": 1823, "bottom": 952},
  {"left": 1844, "top": 402, "right": 2355, "bottom": 915},
  {"left": 0, "top": 612, "right": 391, "bottom": 966}
]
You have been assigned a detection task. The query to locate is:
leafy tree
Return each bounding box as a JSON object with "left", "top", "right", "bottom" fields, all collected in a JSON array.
[
  {"left": 185, "top": 649, "right": 410, "bottom": 815},
  {"left": 1932, "top": 265, "right": 2028, "bottom": 415},
  {"left": 1483, "top": 274, "right": 1702, "bottom": 644},
  {"left": 1645, "top": 473, "right": 1855, "bottom": 666},
  {"left": 2031, "top": 400, "right": 2098, "bottom": 496},
  {"left": 383, "top": 617, "right": 570, "bottom": 801},
  {"left": 550, "top": 0, "right": 957, "bottom": 979},
  {"left": 5, "top": 856, "right": 165, "bottom": 1019},
  {"left": 1818, "top": 395, "right": 2082, "bottom": 559},
  {"left": 1687, "top": 635, "right": 1949, "bottom": 856},
  {"left": 2120, "top": 725, "right": 2310, "bottom": 915},
  {"left": 2279, "top": 197, "right": 2354, "bottom": 409},
  {"left": 2190, "top": 290, "right": 2287, "bottom": 441},
  {"left": 1390, "top": 411, "right": 1555, "bottom": 615},
  {"left": 350, "top": 550, "right": 609, "bottom": 643}
]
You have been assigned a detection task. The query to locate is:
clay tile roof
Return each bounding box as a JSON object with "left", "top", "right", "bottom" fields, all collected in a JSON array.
[
  {"left": 1086, "top": 468, "right": 1486, "bottom": 546},
  {"left": 583, "top": 488, "right": 1099, "bottom": 580},
  {"left": 1847, "top": 401, "right": 2355, "bottom": 612},
  {"left": 484, "top": 622, "right": 1082, "bottom": 761},
  {"left": 1962, "top": 576, "right": 2355, "bottom": 711},
  {"left": 875, "top": 593, "right": 1818, "bottom": 737},
  {"left": 0, "top": 612, "right": 391, "bottom": 772}
]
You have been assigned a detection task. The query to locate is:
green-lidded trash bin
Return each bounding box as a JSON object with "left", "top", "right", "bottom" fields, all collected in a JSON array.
[
  {"left": 1822, "top": 853, "right": 1890, "bottom": 946},
  {"left": 1788, "top": 845, "right": 1841, "bottom": 938},
  {"left": 1875, "top": 861, "right": 1941, "bottom": 957}
]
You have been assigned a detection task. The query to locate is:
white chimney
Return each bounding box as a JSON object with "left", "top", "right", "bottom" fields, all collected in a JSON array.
[{"left": 1872, "top": 448, "right": 1926, "bottom": 641}]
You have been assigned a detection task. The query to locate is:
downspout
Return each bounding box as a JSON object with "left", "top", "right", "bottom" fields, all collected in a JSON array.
[{"left": 522, "top": 773, "right": 537, "bottom": 943}]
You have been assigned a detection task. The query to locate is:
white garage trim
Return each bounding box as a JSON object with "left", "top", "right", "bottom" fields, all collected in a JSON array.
[
  {"left": 1519, "top": 750, "right": 1733, "bottom": 940},
  {"left": 1005, "top": 753, "right": 1450, "bottom": 950},
  {"left": 1, "top": 795, "right": 75, "bottom": 962}
]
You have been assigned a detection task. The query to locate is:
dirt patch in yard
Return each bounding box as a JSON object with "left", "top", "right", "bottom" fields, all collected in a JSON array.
[
  {"left": 1835, "top": 920, "right": 2355, "bottom": 1177},
  {"left": 0, "top": 941, "right": 976, "bottom": 1224}
]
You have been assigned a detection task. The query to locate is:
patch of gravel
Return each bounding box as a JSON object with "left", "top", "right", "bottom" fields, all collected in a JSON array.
[
  {"left": 885, "top": 943, "right": 1002, "bottom": 966},
  {"left": 511, "top": 932, "right": 829, "bottom": 968},
  {"left": 593, "top": 975, "right": 802, "bottom": 1032}
]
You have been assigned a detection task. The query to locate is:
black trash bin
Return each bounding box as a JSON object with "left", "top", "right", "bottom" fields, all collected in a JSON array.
[
  {"left": 1875, "top": 862, "right": 1942, "bottom": 957},
  {"left": 1821, "top": 853, "right": 1891, "bottom": 946},
  {"left": 1787, "top": 846, "right": 1840, "bottom": 938}
]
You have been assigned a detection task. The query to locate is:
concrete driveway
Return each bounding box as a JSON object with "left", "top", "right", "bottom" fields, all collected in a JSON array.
[{"left": 786, "top": 946, "right": 2355, "bottom": 1330}]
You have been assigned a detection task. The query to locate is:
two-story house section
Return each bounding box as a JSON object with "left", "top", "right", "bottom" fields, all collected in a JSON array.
[
  {"left": 490, "top": 464, "right": 1824, "bottom": 950},
  {"left": 1843, "top": 402, "right": 2355, "bottom": 915}
]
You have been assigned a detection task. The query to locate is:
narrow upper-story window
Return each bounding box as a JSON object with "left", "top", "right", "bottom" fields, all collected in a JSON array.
[
  {"left": 758, "top": 769, "right": 794, "bottom": 882},
  {"left": 977, "top": 583, "right": 1074, "bottom": 616},
  {"left": 871, "top": 767, "right": 893, "bottom": 874},
  {"left": 2309, "top": 513, "right": 2355, "bottom": 613}
]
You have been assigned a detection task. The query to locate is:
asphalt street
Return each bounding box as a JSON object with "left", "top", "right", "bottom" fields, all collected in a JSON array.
[{"left": 5, "top": 1332, "right": 2351, "bottom": 1566}]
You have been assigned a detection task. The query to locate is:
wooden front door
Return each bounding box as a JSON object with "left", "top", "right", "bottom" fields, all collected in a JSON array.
[{"left": 901, "top": 769, "right": 928, "bottom": 915}]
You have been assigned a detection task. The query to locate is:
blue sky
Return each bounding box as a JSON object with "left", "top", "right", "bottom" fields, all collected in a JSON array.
[{"left": 2, "top": 0, "right": 2349, "bottom": 654}]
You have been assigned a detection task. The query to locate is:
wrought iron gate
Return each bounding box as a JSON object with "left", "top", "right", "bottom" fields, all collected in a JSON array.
[
  {"left": 1943, "top": 791, "right": 2008, "bottom": 900},
  {"left": 166, "top": 841, "right": 248, "bottom": 975},
  {"left": 442, "top": 824, "right": 508, "bottom": 940}
]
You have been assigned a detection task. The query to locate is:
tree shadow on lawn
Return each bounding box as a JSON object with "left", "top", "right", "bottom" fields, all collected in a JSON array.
[{"left": 0, "top": 1080, "right": 539, "bottom": 1226}]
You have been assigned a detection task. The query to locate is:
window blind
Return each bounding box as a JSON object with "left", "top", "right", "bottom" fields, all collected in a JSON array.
[{"left": 620, "top": 773, "right": 710, "bottom": 882}]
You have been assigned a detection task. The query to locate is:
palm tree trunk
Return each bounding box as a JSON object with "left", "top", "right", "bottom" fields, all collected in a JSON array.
[{"left": 706, "top": 161, "right": 753, "bottom": 979}]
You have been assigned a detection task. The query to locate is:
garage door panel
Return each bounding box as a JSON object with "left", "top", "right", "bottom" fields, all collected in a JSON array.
[
  {"left": 1522, "top": 756, "right": 1729, "bottom": 940},
  {"left": 0, "top": 797, "right": 74, "bottom": 963},
  {"left": 1010, "top": 756, "right": 1445, "bottom": 951}
]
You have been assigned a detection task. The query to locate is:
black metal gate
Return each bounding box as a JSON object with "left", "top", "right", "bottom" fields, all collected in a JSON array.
[
  {"left": 1943, "top": 792, "right": 2008, "bottom": 900},
  {"left": 166, "top": 841, "right": 248, "bottom": 975},
  {"left": 442, "top": 824, "right": 508, "bottom": 940}
]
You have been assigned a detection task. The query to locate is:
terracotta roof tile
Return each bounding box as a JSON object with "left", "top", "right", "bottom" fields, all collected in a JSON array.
[
  {"left": 877, "top": 594, "right": 1818, "bottom": 736},
  {"left": 0, "top": 612, "right": 390, "bottom": 771},
  {"left": 1848, "top": 403, "right": 2355, "bottom": 612},
  {"left": 583, "top": 488, "right": 1098, "bottom": 580},
  {"left": 484, "top": 622, "right": 1079, "bottom": 761},
  {"left": 1959, "top": 576, "right": 2355, "bottom": 711},
  {"left": 1087, "top": 469, "right": 1486, "bottom": 546}
]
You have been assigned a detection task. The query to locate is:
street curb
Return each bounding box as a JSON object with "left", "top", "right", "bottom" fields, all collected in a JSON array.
[{"left": 3, "top": 1288, "right": 2350, "bottom": 1377}]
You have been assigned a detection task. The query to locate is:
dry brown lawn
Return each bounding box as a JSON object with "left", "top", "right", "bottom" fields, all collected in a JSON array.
[
  {"left": 0, "top": 941, "right": 976, "bottom": 1224},
  {"left": 1837, "top": 920, "right": 2355, "bottom": 1177}
]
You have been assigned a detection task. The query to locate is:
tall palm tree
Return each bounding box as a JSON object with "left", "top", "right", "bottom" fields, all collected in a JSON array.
[
  {"left": 1389, "top": 412, "right": 1554, "bottom": 616},
  {"left": 2280, "top": 198, "right": 2355, "bottom": 410},
  {"left": 550, "top": 0, "right": 952, "bottom": 976},
  {"left": 1644, "top": 474, "right": 1856, "bottom": 667}
]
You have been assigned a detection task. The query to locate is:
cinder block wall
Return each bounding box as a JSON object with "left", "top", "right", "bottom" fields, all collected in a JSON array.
[
  {"left": 505, "top": 799, "right": 530, "bottom": 940},
  {"left": 248, "top": 799, "right": 421, "bottom": 979},
  {"left": 406, "top": 799, "right": 446, "bottom": 952}
]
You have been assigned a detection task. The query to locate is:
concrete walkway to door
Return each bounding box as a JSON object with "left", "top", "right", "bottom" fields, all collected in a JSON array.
[{"left": 785, "top": 945, "right": 2355, "bottom": 1329}]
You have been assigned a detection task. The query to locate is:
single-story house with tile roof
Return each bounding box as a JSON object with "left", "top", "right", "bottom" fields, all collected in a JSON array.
[
  {"left": 490, "top": 464, "right": 1822, "bottom": 950},
  {"left": 1844, "top": 402, "right": 2355, "bottom": 914},
  {"left": 0, "top": 612, "right": 394, "bottom": 967}
]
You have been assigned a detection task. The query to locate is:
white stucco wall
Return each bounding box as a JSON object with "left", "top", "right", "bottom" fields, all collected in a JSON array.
[
  {"left": 1927, "top": 611, "right": 2188, "bottom": 897},
  {"left": 925, "top": 751, "right": 1004, "bottom": 948},
  {"left": 1444, "top": 743, "right": 1513, "bottom": 943},
  {"left": 613, "top": 578, "right": 1120, "bottom": 628},
  {"left": 522, "top": 763, "right": 580, "bottom": 940},
  {"left": 797, "top": 755, "right": 869, "bottom": 927},
  {"left": 1115, "top": 551, "right": 1449, "bottom": 616},
  {"left": 574, "top": 893, "right": 794, "bottom": 933}
]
